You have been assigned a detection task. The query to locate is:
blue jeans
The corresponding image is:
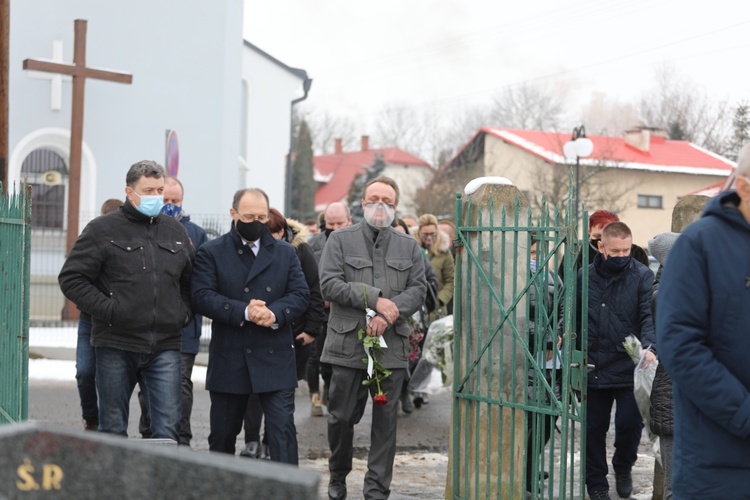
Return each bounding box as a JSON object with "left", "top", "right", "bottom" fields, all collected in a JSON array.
[
  {"left": 75, "top": 313, "right": 98, "bottom": 421},
  {"left": 95, "top": 347, "right": 182, "bottom": 441}
]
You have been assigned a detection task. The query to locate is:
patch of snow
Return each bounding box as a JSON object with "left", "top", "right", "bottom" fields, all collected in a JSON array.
[
  {"left": 29, "top": 359, "right": 208, "bottom": 384},
  {"left": 464, "top": 176, "right": 513, "bottom": 195}
]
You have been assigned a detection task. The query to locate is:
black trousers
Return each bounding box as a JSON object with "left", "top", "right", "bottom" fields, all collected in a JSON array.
[
  {"left": 327, "top": 365, "right": 406, "bottom": 500},
  {"left": 209, "top": 389, "right": 298, "bottom": 465},
  {"left": 586, "top": 386, "right": 643, "bottom": 493}
]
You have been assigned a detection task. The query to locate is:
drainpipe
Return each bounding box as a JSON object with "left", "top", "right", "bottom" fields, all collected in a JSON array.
[{"left": 284, "top": 77, "right": 313, "bottom": 216}]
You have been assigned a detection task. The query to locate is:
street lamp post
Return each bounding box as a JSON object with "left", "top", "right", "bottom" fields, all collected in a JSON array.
[{"left": 563, "top": 125, "right": 594, "bottom": 220}]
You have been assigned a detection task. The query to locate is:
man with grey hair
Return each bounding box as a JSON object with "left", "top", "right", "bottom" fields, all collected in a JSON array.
[
  {"left": 657, "top": 143, "right": 750, "bottom": 498},
  {"left": 319, "top": 176, "right": 426, "bottom": 499},
  {"left": 59, "top": 160, "right": 193, "bottom": 441}
]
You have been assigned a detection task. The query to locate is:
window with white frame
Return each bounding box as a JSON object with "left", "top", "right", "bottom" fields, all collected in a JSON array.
[{"left": 637, "top": 194, "right": 663, "bottom": 209}]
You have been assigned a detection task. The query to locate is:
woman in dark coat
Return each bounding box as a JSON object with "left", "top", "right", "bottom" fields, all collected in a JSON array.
[{"left": 647, "top": 231, "right": 679, "bottom": 500}]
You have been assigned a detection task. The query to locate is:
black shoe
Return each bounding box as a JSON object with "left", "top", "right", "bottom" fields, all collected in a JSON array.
[
  {"left": 328, "top": 479, "right": 346, "bottom": 499},
  {"left": 83, "top": 417, "right": 98, "bottom": 431},
  {"left": 400, "top": 392, "right": 414, "bottom": 414},
  {"left": 614, "top": 472, "right": 632, "bottom": 498},
  {"left": 239, "top": 441, "right": 260, "bottom": 458},
  {"left": 589, "top": 490, "right": 611, "bottom": 500},
  {"left": 525, "top": 471, "right": 550, "bottom": 494}
]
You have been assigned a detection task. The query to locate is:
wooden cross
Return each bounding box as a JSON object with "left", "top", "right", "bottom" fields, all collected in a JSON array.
[{"left": 23, "top": 19, "right": 132, "bottom": 320}]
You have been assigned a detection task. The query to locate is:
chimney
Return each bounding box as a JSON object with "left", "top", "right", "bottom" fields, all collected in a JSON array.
[
  {"left": 361, "top": 135, "right": 369, "bottom": 152},
  {"left": 334, "top": 138, "right": 343, "bottom": 154},
  {"left": 624, "top": 127, "right": 651, "bottom": 153}
]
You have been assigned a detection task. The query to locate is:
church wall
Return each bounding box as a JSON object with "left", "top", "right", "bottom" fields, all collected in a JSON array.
[{"left": 9, "top": 0, "right": 243, "bottom": 223}]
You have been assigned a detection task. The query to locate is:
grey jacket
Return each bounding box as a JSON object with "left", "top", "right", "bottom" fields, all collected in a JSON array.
[{"left": 319, "top": 221, "right": 427, "bottom": 369}]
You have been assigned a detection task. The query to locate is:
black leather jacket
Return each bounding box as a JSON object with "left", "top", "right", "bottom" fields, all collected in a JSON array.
[{"left": 59, "top": 200, "right": 193, "bottom": 353}]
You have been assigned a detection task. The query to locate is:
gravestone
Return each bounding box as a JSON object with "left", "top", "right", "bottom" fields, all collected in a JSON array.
[{"left": 0, "top": 423, "right": 318, "bottom": 499}]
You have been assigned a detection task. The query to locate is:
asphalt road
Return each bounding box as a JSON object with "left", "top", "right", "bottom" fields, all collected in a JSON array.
[
  {"left": 28, "top": 378, "right": 451, "bottom": 499},
  {"left": 28, "top": 378, "right": 660, "bottom": 499}
]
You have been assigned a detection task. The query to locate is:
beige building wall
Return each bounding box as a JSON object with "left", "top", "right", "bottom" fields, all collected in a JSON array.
[
  {"left": 477, "top": 135, "right": 724, "bottom": 247},
  {"left": 383, "top": 164, "right": 435, "bottom": 214}
]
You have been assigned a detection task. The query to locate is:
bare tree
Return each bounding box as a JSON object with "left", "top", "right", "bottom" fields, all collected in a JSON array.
[
  {"left": 580, "top": 92, "right": 641, "bottom": 136},
  {"left": 487, "top": 82, "right": 568, "bottom": 130},
  {"left": 296, "top": 106, "right": 358, "bottom": 154},
  {"left": 637, "top": 64, "right": 732, "bottom": 154},
  {"left": 524, "top": 136, "right": 642, "bottom": 215}
]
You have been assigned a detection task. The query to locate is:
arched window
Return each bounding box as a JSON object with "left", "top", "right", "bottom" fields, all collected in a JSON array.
[{"left": 21, "top": 148, "right": 68, "bottom": 229}]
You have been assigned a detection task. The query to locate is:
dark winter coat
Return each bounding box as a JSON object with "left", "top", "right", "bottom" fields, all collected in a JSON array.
[
  {"left": 284, "top": 219, "right": 326, "bottom": 339},
  {"left": 58, "top": 200, "right": 193, "bottom": 353},
  {"left": 648, "top": 266, "right": 673, "bottom": 437},
  {"left": 577, "top": 254, "right": 655, "bottom": 388},
  {"left": 179, "top": 215, "right": 208, "bottom": 355},
  {"left": 190, "top": 226, "right": 309, "bottom": 394},
  {"left": 657, "top": 191, "right": 750, "bottom": 498}
]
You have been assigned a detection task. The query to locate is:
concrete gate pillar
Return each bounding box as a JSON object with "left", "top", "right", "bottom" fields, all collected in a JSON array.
[{"left": 446, "top": 182, "right": 530, "bottom": 499}]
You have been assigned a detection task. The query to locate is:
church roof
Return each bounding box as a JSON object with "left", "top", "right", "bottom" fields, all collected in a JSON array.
[
  {"left": 444, "top": 127, "right": 736, "bottom": 176},
  {"left": 243, "top": 41, "right": 308, "bottom": 80},
  {"left": 314, "top": 147, "right": 431, "bottom": 211}
]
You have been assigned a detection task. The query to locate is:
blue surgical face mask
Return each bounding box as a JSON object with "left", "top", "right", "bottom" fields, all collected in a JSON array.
[
  {"left": 161, "top": 203, "right": 182, "bottom": 219},
  {"left": 530, "top": 259, "right": 537, "bottom": 274},
  {"left": 132, "top": 190, "right": 164, "bottom": 217}
]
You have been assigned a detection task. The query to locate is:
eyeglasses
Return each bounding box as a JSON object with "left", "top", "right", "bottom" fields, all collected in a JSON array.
[
  {"left": 419, "top": 232, "right": 437, "bottom": 240},
  {"left": 238, "top": 214, "right": 268, "bottom": 223}
]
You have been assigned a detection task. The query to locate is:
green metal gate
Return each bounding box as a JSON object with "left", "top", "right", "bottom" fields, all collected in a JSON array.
[
  {"left": 0, "top": 184, "right": 32, "bottom": 425},
  {"left": 449, "top": 182, "right": 588, "bottom": 499}
]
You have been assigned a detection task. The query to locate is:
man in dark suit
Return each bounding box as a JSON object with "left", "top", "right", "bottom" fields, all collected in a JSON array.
[{"left": 190, "top": 188, "right": 309, "bottom": 464}]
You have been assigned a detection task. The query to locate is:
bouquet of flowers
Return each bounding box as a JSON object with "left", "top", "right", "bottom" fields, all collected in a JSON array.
[
  {"left": 623, "top": 334, "right": 660, "bottom": 460},
  {"left": 407, "top": 315, "right": 425, "bottom": 363},
  {"left": 357, "top": 285, "right": 391, "bottom": 405}
]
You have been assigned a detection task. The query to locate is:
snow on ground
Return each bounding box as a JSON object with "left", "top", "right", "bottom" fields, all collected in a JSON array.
[
  {"left": 27, "top": 326, "right": 448, "bottom": 395},
  {"left": 29, "top": 359, "right": 209, "bottom": 384}
]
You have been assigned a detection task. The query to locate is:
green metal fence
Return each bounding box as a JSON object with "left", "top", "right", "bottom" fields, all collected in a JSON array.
[
  {"left": 0, "top": 183, "right": 32, "bottom": 425},
  {"left": 449, "top": 182, "right": 588, "bottom": 499}
]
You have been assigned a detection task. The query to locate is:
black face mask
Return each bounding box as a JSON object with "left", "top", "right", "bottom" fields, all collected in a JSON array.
[
  {"left": 235, "top": 219, "right": 265, "bottom": 242},
  {"left": 589, "top": 238, "right": 601, "bottom": 253},
  {"left": 324, "top": 227, "right": 334, "bottom": 239},
  {"left": 600, "top": 254, "right": 631, "bottom": 274}
]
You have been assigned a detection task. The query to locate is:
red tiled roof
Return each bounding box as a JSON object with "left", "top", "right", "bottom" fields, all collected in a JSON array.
[
  {"left": 446, "top": 127, "right": 735, "bottom": 176},
  {"left": 314, "top": 148, "right": 431, "bottom": 210},
  {"left": 689, "top": 176, "right": 734, "bottom": 197}
]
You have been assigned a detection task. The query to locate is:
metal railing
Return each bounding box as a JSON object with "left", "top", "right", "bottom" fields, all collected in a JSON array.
[{"left": 0, "top": 184, "right": 32, "bottom": 424}]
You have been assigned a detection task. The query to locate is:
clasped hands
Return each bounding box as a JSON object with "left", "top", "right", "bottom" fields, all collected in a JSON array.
[
  {"left": 246, "top": 299, "right": 275, "bottom": 327},
  {"left": 366, "top": 297, "right": 399, "bottom": 338}
]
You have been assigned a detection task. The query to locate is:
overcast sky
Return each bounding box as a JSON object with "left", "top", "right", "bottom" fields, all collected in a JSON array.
[{"left": 244, "top": 0, "right": 749, "bottom": 133}]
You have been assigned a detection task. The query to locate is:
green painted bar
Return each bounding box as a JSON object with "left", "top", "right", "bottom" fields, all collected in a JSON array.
[
  {"left": 0, "top": 184, "right": 31, "bottom": 425},
  {"left": 448, "top": 178, "right": 588, "bottom": 499}
]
